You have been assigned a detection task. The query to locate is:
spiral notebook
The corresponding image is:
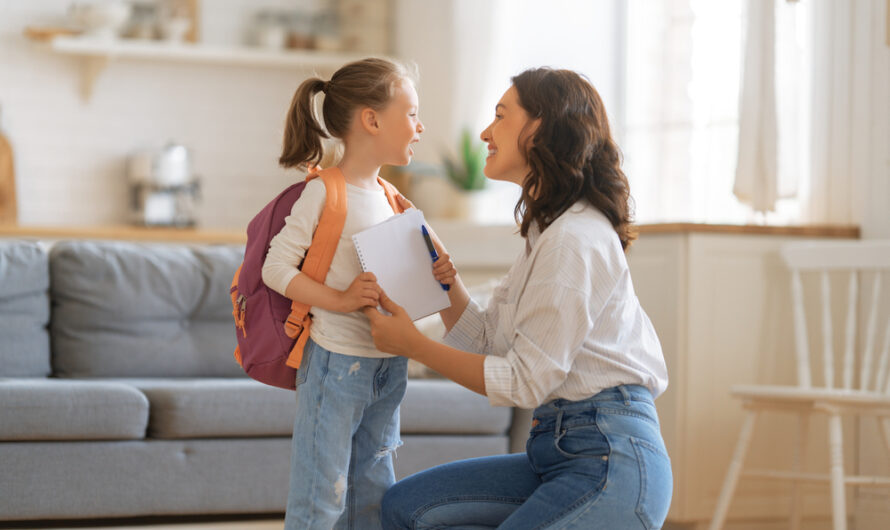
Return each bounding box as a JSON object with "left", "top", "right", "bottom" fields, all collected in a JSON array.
[{"left": 352, "top": 209, "right": 450, "bottom": 320}]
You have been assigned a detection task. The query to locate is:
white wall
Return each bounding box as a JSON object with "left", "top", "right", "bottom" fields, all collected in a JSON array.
[
  {"left": 1, "top": 0, "right": 886, "bottom": 234},
  {"left": 0, "top": 0, "right": 318, "bottom": 229}
]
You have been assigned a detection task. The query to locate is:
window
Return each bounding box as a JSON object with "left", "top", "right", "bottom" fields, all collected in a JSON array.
[{"left": 479, "top": 0, "right": 816, "bottom": 225}]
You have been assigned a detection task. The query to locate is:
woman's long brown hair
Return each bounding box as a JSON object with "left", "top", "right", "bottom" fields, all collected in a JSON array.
[{"left": 511, "top": 68, "right": 636, "bottom": 250}]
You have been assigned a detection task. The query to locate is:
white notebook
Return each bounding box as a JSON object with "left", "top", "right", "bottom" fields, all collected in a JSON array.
[{"left": 352, "top": 209, "right": 451, "bottom": 320}]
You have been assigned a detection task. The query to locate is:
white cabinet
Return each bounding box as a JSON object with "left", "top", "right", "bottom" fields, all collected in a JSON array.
[{"left": 626, "top": 230, "right": 860, "bottom": 527}]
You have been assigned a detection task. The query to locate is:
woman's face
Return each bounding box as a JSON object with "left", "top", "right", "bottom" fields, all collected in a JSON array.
[{"left": 479, "top": 86, "right": 539, "bottom": 185}]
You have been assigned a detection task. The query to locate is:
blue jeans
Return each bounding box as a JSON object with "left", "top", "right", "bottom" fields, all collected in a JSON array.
[
  {"left": 381, "top": 385, "right": 672, "bottom": 529},
  {"left": 285, "top": 339, "right": 408, "bottom": 530}
]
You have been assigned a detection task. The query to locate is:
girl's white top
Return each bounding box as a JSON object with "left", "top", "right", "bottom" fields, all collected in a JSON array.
[
  {"left": 262, "top": 178, "right": 395, "bottom": 358},
  {"left": 444, "top": 201, "right": 669, "bottom": 409}
]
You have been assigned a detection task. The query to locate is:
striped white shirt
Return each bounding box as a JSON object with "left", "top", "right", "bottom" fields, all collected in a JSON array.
[{"left": 444, "top": 201, "right": 668, "bottom": 409}]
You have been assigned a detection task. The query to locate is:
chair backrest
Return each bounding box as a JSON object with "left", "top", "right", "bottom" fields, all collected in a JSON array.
[{"left": 781, "top": 240, "right": 890, "bottom": 393}]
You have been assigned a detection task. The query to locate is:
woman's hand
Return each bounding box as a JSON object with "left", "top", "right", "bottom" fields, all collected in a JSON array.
[
  {"left": 363, "top": 290, "right": 425, "bottom": 357},
  {"left": 432, "top": 252, "right": 458, "bottom": 287},
  {"left": 366, "top": 289, "right": 487, "bottom": 395},
  {"left": 338, "top": 272, "right": 381, "bottom": 313}
]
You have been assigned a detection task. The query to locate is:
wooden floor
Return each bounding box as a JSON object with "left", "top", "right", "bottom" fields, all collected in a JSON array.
[
  {"left": 2, "top": 517, "right": 845, "bottom": 530},
  {"left": 0, "top": 517, "right": 284, "bottom": 530},
  {"left": 3, "top": 516, "right": 850, "bottom": 530},
  {"left": 83, "top": 523, "right": 282, "bottom": 530}
]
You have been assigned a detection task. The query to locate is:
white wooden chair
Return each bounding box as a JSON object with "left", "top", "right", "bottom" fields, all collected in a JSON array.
[{"left": 709, "top": 240, "right": 890, "bottom": 530}]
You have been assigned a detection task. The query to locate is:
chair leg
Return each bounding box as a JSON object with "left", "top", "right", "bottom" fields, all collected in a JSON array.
[
  {"left": 709, "top": 410, "right": 758, "bottom": 530},
  {"left": 827, "top": 412, "right": 847, "bottom": 530},
  {"left": 790, "top": 412, "right": 810, "bottom": 530}
]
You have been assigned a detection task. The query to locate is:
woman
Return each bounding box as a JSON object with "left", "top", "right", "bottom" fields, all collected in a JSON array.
[{"left": 364, "top": 68, "right": 672, "bottom": 529}]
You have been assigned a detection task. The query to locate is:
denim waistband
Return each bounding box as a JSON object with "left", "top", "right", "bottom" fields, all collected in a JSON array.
[{"left": 533, "top": 385, "right": 653, "bottom": 417}]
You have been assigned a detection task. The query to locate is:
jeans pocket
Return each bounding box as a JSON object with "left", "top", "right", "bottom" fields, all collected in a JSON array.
[
  {"left": 553, "top": 423, "right": 609, "bottom": 459},
  {"left": 294, "top": 342, "right": 314, "bottom": 388},
  {"left": 630, "top": 437, "right": 673, "bottom": 530}
]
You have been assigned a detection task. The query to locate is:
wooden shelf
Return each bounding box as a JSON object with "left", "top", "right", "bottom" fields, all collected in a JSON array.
[
  {"left": 41, "top": 36, "right": 377, "bottom": 100},
  {"left": 48, "top": 36, "right": 369, "bottom": 68}
]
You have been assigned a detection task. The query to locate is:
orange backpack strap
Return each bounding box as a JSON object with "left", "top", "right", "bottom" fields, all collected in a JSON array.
[
  {"left": 378, "top": 177, "right": 406, "bottom": 214},
  {"left": 283, "top": 167, "right": 348, "bottom": 368}
]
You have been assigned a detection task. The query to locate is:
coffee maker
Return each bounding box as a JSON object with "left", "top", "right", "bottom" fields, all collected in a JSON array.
[{"left": 128, "top": 142, "right": 200, "bottom": 227}]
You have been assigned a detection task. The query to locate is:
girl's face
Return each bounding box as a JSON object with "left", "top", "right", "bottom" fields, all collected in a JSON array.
[
  {"left": 376, "top": 79, "right": 424, "bottom": 166},
  {"left": 480, "top": 86, "right": 539, "bottom": 185}
]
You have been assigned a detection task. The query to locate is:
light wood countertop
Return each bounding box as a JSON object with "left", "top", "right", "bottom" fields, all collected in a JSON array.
[
  {"left": 0, "top": 221, "right": 860, "bottom": 244},
  {"left": 634, "top": 222, "right": 860, "bottom": 238},
  {"left": 0, "top": 224, "right": 247, "bottom": 244}
]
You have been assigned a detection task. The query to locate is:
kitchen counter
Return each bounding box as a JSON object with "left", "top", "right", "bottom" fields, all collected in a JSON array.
[
  {"left": 0, "top": 221, "right": 860, "bottom": 244},
  {"left": 0, "top": 224, "right": 247, "bottom": 244}
]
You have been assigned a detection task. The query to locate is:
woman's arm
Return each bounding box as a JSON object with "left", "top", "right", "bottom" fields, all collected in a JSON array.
[{"left": 365, "top": 291, "right": 486, "bottom": 396}]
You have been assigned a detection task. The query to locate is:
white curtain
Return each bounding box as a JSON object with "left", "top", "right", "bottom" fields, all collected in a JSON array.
[
  {"left": 734, "top": 0, "right": 881, "bottom": 225},
  {"left": 624, "top": 0, "right": 746, "bottom": 223},
  {"left": 802, "top": 0, "right": 876, "bottom": 225},
  {"left": 734, "top": 0, "right": 779, "bottom": 212}
]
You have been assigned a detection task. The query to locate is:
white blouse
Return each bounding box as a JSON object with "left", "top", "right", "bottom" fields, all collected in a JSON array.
[{"left": 443, "top": 201, "right": 668, "bottom": 409}]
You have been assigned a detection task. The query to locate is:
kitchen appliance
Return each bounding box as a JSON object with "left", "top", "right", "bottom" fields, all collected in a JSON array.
[{"left": 128, "top": 141, "right": 200, "bottom": 227}]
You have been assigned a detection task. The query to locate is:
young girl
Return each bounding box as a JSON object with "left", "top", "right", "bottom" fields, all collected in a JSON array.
[
  {"left": 365, "top": 68, "right": 672, "bottom": 528},
  {"left": 261, "top": 58, "right": 425, "bottom": 529}
]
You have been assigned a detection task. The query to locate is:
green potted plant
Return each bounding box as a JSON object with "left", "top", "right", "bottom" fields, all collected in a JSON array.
[{"left": 442, "top": 128, "right": 487, "bottom": 192}]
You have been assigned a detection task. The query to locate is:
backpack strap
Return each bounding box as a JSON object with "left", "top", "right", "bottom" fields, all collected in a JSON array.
[
  {"left": 283, "top": 167, "right": 348, "bottom": 369},
  {"left": 379, "top": 177, "right": 406, "bottom": 214}
]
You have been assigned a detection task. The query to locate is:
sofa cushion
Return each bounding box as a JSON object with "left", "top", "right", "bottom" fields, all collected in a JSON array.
[
  {"left": 0, "top": 378, "right": 148, "bottom": 441},
  {"left": 105, "top": 378, "right": 295, "bottom": 439},
  {"left": 400, "top": 379, "right": 511, "bottom": 435},
  {"left": 96, "top": 378, "right": 508, "bottom": 439},
  {"left": 49, "top": 241, "right": 245, "bottom": 378},
  {"left": 0, "top": 240, "right": 50, "bottom": 377}
]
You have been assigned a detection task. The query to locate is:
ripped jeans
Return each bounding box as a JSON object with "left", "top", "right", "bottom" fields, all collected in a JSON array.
[{"left": 285, "top": 339, "right": 408, "bottom": 530}]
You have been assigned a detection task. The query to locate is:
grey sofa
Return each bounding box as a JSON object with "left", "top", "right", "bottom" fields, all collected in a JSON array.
[{"left": 0, "top": 239, "right": 529, "bottom": 523}]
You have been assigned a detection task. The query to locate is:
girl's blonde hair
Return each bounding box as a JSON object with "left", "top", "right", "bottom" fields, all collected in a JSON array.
[{"left": 279, "top": 57, "right": 417, "bottom": 170}]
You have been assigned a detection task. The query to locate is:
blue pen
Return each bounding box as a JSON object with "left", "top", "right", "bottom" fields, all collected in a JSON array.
[{"left": 421, "top": 224, "right": 450, "bottom": 291}]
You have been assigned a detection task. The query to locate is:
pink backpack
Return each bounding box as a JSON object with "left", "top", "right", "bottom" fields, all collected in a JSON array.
[{"left": 230, "top": 167, "right": 404, "bottom": 390}]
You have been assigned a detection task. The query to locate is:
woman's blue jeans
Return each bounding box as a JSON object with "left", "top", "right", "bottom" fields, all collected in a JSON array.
[
  {"left": 285, "top": 339, "right": 408, "bottom": 530},
  {"left": 381, "top": 385, "right": 672, "bottom": 529}
]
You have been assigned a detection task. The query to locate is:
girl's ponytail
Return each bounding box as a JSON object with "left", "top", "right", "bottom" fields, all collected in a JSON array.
[
  {"left": 279, "top": 58, "right": 416, "bottom": 172},
  {"left": 279, "top": 77, "right": 328, "bottom": 170}
]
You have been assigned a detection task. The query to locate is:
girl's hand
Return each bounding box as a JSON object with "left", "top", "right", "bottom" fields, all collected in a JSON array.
[
  {"left": 338, "top": 272, "right": 381, "bottom": 313},
  {"left": 364, "top": 290, "right": 424, "bottom": 357}
]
